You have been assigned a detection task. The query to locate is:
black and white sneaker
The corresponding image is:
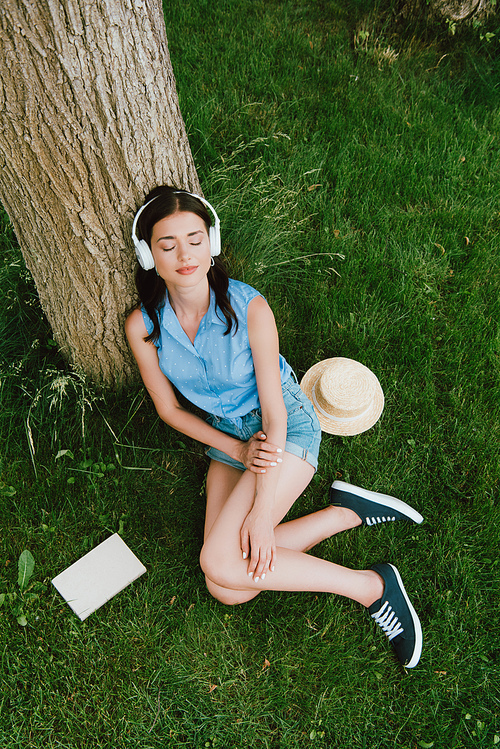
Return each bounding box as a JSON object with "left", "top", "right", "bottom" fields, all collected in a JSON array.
[
  {"left": 329, "top": 480, "right": 424, "bottom": 526},
  {"left": 369, "top": 563, "right": 423, "bottom": 668}
]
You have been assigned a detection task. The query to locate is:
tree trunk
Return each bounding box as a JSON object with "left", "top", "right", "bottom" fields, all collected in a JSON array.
[
  {"left": 0, "top": 0, "right": 201, "bottom": 386},
  {"left": 400, "top": 0, "right": 491, "bottom": 22},
  {"left": 431, "top": 0, "right": 486, "bottom": 20}
]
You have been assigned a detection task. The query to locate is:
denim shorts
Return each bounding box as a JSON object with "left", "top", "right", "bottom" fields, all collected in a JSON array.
[{"left": 205, "top": 376, "right": 322, "bottom": 472}]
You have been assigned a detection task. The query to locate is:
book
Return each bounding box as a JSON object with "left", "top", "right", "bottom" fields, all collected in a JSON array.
[{"left": 51, "top": 533, "right": 146, "bottom": 620}]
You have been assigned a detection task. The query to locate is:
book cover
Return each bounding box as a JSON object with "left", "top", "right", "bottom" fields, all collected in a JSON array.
[{"left": 52, "top": 533, "right": 147, "bottom": 620}]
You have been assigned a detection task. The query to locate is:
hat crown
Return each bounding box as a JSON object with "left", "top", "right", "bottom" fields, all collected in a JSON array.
[
  {"left": 317, "top": 364, "right": 375, "bottom": 419},
  {"left": 300, "top": 356, "right": 385, "bottom": 435}
]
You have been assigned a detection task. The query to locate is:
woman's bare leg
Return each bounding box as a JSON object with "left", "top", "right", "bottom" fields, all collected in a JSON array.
[
  {"left": 201, "top": 454, "right": 383, "bottom": 607},
  {"left": 204, "top": 460, "right": 243, "bottom": 539},
  {"left": 205, "top": 459, "right": 361, "bottom": 553},
  {"left": 204, "top": 460, "right": 261, "bottom": 604},
  {"left": 275, "top": 504, "right": 361, "bottom": 552}
]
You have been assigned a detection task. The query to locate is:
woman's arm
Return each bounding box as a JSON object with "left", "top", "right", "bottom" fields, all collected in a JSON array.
[
  {"left": 240, "top": 295, "right": 289, "bottom": 578},
  {"left": 125, "top": 308, "right": 280, "bottom": 471}
]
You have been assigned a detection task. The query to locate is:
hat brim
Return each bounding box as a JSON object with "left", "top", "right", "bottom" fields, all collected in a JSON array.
[{"left": 300, "top": 357, "right": 384, "bottom": 436}]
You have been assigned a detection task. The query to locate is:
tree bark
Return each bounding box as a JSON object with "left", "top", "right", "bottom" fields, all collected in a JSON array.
[
  {"left": 0, "top": 0, "right": 201, "bottom": 386},
  {"left": 431, "top": 0, "right": 486, "bottom": 20},
  {"left": 400, "top": 0, "right": 491, "bottom": 22}
]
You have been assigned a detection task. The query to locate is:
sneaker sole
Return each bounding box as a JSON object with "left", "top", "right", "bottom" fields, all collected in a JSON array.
[
  {"left": 386, "top": 563, "right": 423, "bottom": 668},
  {"left": 331, "top": 481, "right": 424, "bottom": 524}
]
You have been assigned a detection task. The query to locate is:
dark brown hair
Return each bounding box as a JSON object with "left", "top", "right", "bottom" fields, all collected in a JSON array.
[{"left": 134, "top": 186, "right": 238, "bottom": 343}]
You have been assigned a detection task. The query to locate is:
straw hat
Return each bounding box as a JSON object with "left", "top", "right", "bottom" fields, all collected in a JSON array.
[{"left": 300, "top": 357, "right": 384, "bottom": 435}]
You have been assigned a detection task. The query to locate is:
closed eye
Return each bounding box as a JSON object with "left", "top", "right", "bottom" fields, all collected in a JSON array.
[{"left": 160, "top": 241, "right": 201, "bottom": 251}]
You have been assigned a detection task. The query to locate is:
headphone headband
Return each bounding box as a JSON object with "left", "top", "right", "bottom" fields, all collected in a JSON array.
[{"left": 131, "top": 190, "right": 221, "bottom": 270}]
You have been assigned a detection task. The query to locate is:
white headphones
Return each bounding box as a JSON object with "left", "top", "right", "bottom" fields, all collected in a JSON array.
[{"left": 131, "top": 191, "right": 221, "bottom": 270}]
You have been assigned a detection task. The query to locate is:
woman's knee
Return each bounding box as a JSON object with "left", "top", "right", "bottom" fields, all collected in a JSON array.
[
  {"left": 204, "top": 576, "right": 258, "bottom": 606},
  {"left": 199, "top": 541, "right": 230, "bottom": 589},
  {"left": 200, "top": 541, "right": 248, "bottom": 595}
]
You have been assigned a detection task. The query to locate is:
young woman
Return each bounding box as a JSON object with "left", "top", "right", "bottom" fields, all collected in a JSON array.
[{"left": 125, "top": 186, "right": 424, "bottom": 668}]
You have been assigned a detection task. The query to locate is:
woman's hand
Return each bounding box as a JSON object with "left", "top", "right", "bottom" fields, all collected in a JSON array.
[
  {"left": 236, "top": 431, "right": 283, "bottom": 473},
  {"left": 240, "top": 506, "right": 276, "bottom": 581}
]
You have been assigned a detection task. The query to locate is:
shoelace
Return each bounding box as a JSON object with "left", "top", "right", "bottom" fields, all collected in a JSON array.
[
  {"left": 365, "top": 515, "right": 396, "bottom": 525},
  {"left": 371, "top": 600, "right": 404, "bottom": 640}
]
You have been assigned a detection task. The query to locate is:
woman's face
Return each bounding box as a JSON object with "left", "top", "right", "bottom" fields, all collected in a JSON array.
[{"left": 150, "top": 211, "right": 212, "bottom": 289}]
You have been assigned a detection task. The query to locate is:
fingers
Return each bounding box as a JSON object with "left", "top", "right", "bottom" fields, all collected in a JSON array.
[
  {"left": 245, "top": 456, "right": 283, "bottom": 474},
  {"left": 247, "top": 464, "right": 269, "bottom": 475},
  {"left": 269, "top": 545, "right": 276, "bottom": 575},
  {"left": 247, "top": 460, "right": 280, "bottom": 475},
  {"left": 240, "top": 512, "right": 276, "bottom": 582},
  {"left": 240, "top": 528, "right": 250, "bottom": 562},
  {"left": 246, "top": 544, "right": 276, "bottom": 582},
  {"left": 251, "top": 432, "right": 283, "bottom": 456},
  {"left": 248, "top": 432, "right": 283, "bottom": 471},
  {"left": 253, "top": 454, "right": 282, "bottom": 467}
]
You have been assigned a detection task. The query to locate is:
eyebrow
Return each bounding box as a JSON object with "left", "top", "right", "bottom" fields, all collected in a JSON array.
[{"left": 157, "top": 230, "right": 204, "bottom": 241}]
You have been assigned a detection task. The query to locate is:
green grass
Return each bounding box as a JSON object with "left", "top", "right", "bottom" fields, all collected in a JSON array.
[{"left": 1, "top": 1, "right": 500, "bottom": 747}]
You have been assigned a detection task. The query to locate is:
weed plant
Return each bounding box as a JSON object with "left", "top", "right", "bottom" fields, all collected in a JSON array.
[{"left": 1, "top": 1, "right": 499, "bottom": 747}]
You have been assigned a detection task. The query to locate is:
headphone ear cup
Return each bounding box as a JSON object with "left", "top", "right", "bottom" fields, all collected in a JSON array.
[
  {"left": 209, "top": 224, "right": 221, "bottom": 256},
  {"left": 134, "top": 239, "right": 155, "bottom": 270}
]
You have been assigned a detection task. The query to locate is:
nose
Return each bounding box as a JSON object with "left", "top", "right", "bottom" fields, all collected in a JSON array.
[{"left": 177, "top": 241, "right": 191, "bottom": 261}]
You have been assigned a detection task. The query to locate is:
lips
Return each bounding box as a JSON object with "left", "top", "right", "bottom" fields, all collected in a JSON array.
[{"left": 176, "top": 266, "right": 198, "bottom": 275}]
